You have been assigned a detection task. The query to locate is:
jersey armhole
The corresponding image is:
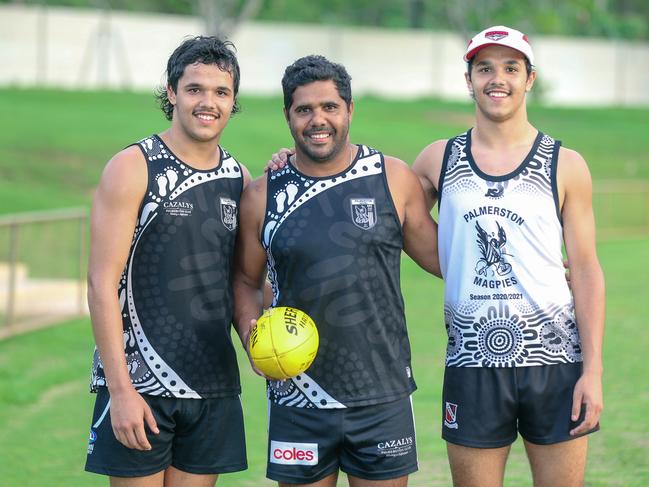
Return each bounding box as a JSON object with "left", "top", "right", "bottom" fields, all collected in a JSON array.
[
  {"left": 550, "top": 139, "right": 563, "bottom": 224},
  {"left": 128, "top": 138, "right": 153, "bottom": 220},
  {"left": 223, "top": 150, "right": 245, "bottom": 233},
  {"left": 224, "top": 148, "right": 245, "bottom": 198},
  {"left": 437, "top": 138, "right": 454, "bottom": 209},
  {"left": 260, "top": 171, "right": 275, "bottom": 249},
  {"left": 380, "top": 152, "right": 405, "bottom": 242}
]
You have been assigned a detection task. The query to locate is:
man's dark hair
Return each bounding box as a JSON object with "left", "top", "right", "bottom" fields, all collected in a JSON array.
[
  {"left": 466, "top": 56, "right": 534, "bottom": 80},
  {"left": 155, "top": 36, "right": 241, "bottom": 121},
  {"left": 281, "top": 55, "right": 352, "bottom": 111}
]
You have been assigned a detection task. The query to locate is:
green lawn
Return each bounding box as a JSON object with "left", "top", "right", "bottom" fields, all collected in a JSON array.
[
  {"left": 0, "top": 237, "right": 647, "bottom": 486},
  {"left": 0, "top": 89, "right": 648, "bottom": 485}
]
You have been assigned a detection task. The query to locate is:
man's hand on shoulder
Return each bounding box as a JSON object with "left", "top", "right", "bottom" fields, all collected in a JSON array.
[{"left": 265, "top": 148, "right": 294, "bottom": 173}]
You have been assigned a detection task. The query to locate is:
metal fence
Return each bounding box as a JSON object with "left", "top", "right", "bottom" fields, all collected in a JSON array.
[{"left": 0, "top": 208, "right": 88, "bottom": 339}]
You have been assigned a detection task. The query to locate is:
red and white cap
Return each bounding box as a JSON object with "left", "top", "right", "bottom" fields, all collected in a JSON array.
[{"left": 464, "top": 25, "right": 534, "bottom": 65}]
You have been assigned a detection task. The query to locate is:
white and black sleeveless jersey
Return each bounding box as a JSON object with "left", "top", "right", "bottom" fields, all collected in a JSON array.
[
  {"left": 90, "top": 135, "right": 244, "bottom": 398},
  {"left": 438, "top": 130, "right": 582, "bottom": 368},
  {"left": 262, "top": 145, "right": 416, "bottom": 409}
]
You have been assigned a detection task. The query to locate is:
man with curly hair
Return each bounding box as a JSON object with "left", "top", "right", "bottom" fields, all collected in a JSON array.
[{"left": 84, "top": 36, "right": 251, "bottom": 486}]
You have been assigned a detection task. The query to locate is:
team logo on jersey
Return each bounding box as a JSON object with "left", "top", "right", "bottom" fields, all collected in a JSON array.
[
  {"left": 163, "top": 200, "right": 193, "bottom": 217},
  {"left": 351, "top": 198, "right": 377, "bottom": 229},
  {"left": 485, "top": 183, "right": 505, "bottom": 198},
  {"left": 475, "top": 221, "right": 513, "bottom": 277},
  {"left": 444, "top": 402, "right": 459, "bottom": 429},
  {"left": 220, "top": 197, "right": 238, "bottom": 231},
  {"left": 485, "top": 30, "right": 508, "bottom": 41}
]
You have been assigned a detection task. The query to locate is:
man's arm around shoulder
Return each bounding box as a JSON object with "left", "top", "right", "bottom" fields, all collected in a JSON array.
[{"left": 384, "top": 156, "right": 441, "bottom": 277}]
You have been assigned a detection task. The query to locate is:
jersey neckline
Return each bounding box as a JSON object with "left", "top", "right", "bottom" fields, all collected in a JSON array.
[
  {"left": 286, "top": 144, "right": 362, "bottom": 180},
  {"left": 154, "top": 134, "right": 226, "bottom": 173},
  {"left": 465, "top": 128, "right": 543, "bottom": 182}
]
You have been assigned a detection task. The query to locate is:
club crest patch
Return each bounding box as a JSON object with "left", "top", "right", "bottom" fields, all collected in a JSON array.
[
  {"left": 220, "top": 197, "right": 238, "bottom": 231},
  {"left": 444, "top": 402, "right": 459, "bottom": 429},
  {"left": 351, "top": 198, "right": 377, "bottom": 230},
  {"left": 485, "top": 30, "right": 508, "bottom": 41},
  {"left": 87, "top": 429, "right": 97, "bottom": 454}
]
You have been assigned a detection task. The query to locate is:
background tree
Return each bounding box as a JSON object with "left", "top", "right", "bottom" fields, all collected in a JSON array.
[{"left": 3, "top": 0, "right": 648, "bottom": 40}]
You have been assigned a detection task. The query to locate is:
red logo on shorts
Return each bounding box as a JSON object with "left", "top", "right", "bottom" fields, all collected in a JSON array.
[
  {"left": 270, "top": 440, "right": 318, "bottom": 465},
  {"left": 444, "top": 402, "right": 459, "bottom": 429}
]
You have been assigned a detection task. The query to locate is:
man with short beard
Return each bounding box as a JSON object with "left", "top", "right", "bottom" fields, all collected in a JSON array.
[{"left": 234, "top": 55, "right": 440, "bottom": 487}]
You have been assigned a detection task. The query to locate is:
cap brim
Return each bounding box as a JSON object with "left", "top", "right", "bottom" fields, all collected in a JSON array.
[{"left": 464, "top": 43, "right": 500, "bottom": 62}]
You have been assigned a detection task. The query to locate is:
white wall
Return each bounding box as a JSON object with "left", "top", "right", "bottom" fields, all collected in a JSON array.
[{"left": 1, "top": 4, "right": 648, "bottom": 106}]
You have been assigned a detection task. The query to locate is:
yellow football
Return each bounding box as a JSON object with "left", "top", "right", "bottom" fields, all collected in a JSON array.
[{"left": 249, "top": 306, "right": 319, "bottom": 380}]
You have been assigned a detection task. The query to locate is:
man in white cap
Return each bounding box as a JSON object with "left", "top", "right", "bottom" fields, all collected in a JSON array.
[{"left": 413, "top": 25, "right": 605, "bottom": 486}]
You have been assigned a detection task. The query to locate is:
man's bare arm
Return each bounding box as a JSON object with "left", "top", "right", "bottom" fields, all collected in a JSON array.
[
  {"left": 233, "top": 176, "right": 271, "bottom": 375},
  {"left": 87, "top": 146, "right": 159, "bottom": 450},
  {"left": 559, "top": 147, "right": 605, "bottom": 436},
  {"left": 412, "top": 139, "right": 447, "bottom": 212}
]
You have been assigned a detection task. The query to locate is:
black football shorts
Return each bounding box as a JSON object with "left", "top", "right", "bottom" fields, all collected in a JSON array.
[
  {"left": 267, "top": 395, "right": 418, "bottom": 483},
  {"left": 85, "top": 387, "right": 247, "bottom": 477},
  {"left": 441, "top": 363, "right": 599, "bottom": 448}
]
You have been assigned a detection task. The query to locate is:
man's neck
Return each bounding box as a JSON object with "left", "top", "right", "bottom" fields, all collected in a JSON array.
[
  {"left": 293, "top": 144, "right": 356, "bottom": 178},
  {"left": 472, "top": 110, "right": 537, "bottom": 150},
  {"left": 160, "top": 126, "right": 222, "bottom": 171}
]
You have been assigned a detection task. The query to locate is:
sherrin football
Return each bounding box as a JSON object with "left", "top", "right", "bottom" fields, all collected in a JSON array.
[{"left": 249, "top": 306, "right": 319, "bottom": 380}]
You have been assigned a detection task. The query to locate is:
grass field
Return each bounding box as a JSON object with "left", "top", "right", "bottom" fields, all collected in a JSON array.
[
  {"left": 0, "top": 237, "right": 648, "bottom": 486},
  {"left": 0, "top": 88, "right": 648, "bottom": 485}
]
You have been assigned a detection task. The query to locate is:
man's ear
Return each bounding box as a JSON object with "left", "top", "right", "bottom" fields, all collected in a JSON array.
[
  {"left": 167, "top": 85, "right": 176, "bottom": 105},
  {"left": 465, "top": 72, "right": 474, "bottom": 97},
  {"left": 526, "top": 69, "right": 537, "bottom": 92}
]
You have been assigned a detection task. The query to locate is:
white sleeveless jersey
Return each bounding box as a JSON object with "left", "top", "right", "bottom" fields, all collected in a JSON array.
[{"left": 438, "top": 130, "right": 582, "bottom": 368}]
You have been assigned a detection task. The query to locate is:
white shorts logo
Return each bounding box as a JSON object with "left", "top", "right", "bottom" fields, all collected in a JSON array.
[{"left": 270, "top": 440, "right": 318, "bottom": 465}]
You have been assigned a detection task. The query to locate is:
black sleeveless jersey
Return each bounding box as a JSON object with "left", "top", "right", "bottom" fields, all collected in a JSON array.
[
  {"left": 90, "top": 134, "right": 244, "bottom": 398},
  {"left": 262, "top": 145, "right": 416, "bottom": 408}
]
